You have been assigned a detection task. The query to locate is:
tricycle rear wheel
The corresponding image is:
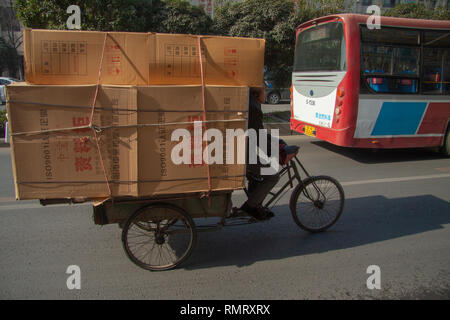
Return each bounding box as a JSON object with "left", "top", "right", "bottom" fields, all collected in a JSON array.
[{"left": 122, "top": 203, "right": 197, "bottom": 271}]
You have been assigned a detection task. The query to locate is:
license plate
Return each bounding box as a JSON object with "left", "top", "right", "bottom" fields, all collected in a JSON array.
[{"left": 304, "top": 125, "right": 316, "bottom": 137}]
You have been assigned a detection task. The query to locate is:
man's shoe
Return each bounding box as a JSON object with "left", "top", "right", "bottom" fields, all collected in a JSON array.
[
  {"left": 256, "top": 206, "right": 274, "bottom": 220},
  {"left": 241, "top": 202, "right": 268, "bottom": 221}
]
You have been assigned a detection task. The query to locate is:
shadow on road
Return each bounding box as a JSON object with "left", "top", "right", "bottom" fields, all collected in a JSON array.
[
  {"left": 311, "top": 141, "right": 446, "bottom": 164},
  {"left": 185, "top": 194, "right": 450, "bottom": 270}
]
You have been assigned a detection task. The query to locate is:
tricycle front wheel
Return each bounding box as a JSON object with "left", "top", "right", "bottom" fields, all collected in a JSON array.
[
  {"left": 122, "top": 203, "right": 197, "bottom": 271},
  {"left": 289, "top": 176, "right": 345, "bottom": 233}
]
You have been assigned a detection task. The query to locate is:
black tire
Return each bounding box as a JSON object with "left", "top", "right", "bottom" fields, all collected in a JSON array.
[
  {"left": 267, "top": 92, "right": 280, "bottom": 105},
  {"left": 289, "top": 176, "right": 345, "bottom": 233},
  {"left": 122, "top": 203, "right": 197, "bottom": 271},
  {"left": 441, "top": 126, "right": 450, "bottom": 157}
]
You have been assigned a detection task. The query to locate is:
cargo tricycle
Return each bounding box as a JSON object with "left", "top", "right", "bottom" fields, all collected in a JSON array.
[{"left": 80, "top": 146, "right": 345, "bottom": 271}]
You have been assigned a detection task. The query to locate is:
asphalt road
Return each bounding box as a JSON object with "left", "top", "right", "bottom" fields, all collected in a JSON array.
[{"left": 1, "top": 135, "right": 449, "bottom": 299}]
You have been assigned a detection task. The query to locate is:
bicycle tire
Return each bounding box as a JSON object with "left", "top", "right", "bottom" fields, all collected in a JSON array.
[
  {"left": 122, "top": 203, "right": 197, "bottom": 271},
  {"left": 289, "top": 175, "right": 345, "bottom": 233}
]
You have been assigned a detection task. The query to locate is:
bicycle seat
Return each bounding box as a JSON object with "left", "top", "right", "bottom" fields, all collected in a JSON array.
[
  {"left": 283, "top": 145, "right": 300, "bottom": 155},
  {"left": 279, "top": 144, "right": 300, "bottom": 165}
]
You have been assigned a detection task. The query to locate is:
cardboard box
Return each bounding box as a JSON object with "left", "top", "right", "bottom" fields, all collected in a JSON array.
[
  {"left": 7, "top": 83, "right": 248, "bottom": 200},
  {"left": 24, "top": 29, "right": 265, "bottom": 87},
  {"left": 23, "top": 30, "right": 150, "bottom": 85},
  {"left": 7, "top": 84, "right": 138, "bottom": 199},
  {"left": 148, "top": 33, "right": 265, "bottom": 86}
]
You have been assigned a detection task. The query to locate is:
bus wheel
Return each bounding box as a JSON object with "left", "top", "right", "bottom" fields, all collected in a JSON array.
[{"left": 442, "top": 127, "right": 450, "bottom": 157}]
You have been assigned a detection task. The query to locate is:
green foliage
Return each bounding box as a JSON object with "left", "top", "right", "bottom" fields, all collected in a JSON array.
[
  {"left": 384, "top": 3, "right": 450, "bottom": 20},
  {"left": 0, "top": 110, "right": 7, "bottom": 138},
  {"left": 214, "top": 0, "right": 346, "bottom": 86},
  {"left": 160, "top": 0, "right": 214, "bottom": 34},
  {"left": 14, "top": 0, "right": 213, "bottom": 34},
  {"left": 432, "top": 7, "right": 450, "bottom": 20},
  {"left": 15, "top": 0, "right": 164, "bottom": 31}
]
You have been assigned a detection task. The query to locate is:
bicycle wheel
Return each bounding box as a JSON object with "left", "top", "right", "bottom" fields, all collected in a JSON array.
[
  {"left": 289, "top": 175, "right": 345, "bottom": 233},
  {"left": 122, "top": 203, "right": 197, "bottom": 271}
]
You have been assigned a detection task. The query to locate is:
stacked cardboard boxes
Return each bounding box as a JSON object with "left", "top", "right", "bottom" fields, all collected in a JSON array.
[
  {"left": 7, "top": 29, "right": 265, "bottom": 200},
  {"left": 23, "top": 30, "right": 264, "bottom": 86}
]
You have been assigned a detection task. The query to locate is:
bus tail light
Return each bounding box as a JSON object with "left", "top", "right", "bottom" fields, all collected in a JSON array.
[{"left": 335, "top": 85, "right": 345, "bottom": 124}]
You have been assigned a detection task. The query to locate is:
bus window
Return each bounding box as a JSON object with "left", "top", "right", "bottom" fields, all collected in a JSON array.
[
  {"left": 361, "top": 46, "right": 392, "bottom": 76},
  {"left": 361, "top": 46, "right": 419, "bottom": 93},
  {"left": 294, "top": 22, "right": 346, "bottom": 72},
  {"left": 360, "top": 26, "right": 420, "bottom": 94},
  {"left": 394, "top": 47, "right": 419, "bottom": 75},
  {"left": 422, "top": 31, "right": 450, "bottom": 95}
]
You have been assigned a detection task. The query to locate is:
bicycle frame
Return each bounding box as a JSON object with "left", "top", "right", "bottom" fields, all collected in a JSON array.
[
  {"left": 245, "top": 155, "right": 313, "bottom": 209},
  {"left": 199, "top": 154, "right": 320, "bottom": 230}
]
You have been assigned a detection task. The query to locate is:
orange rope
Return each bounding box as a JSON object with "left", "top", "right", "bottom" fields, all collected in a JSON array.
[
  {"left": 89, "top": 34, "right": 108, "bottom": 124},
  {"left": 197, "top": 36, "right": 212, "bottom": 198},
  {"left": 89, "top": 32, "right": 113, "bottom": 199}
]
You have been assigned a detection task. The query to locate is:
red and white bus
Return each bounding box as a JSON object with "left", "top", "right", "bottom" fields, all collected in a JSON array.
[{"left": 290, "top": 14, "right": 450, "bottom": 155}]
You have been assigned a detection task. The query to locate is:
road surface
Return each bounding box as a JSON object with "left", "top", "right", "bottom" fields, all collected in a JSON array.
[{"left": 0, "top": 135, "right": 449, "bottom": 299}]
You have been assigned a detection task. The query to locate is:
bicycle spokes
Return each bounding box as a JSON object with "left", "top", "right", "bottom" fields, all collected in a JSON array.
[{"left": 290, "top": 176, "right": 345, "bottom": 233}]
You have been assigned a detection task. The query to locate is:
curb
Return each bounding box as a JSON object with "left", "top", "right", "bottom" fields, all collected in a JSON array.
[{"left": 264, "top": 122, "right": 301, "bottom": 136}]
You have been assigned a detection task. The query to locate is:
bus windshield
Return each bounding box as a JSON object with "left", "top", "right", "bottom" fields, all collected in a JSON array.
[{"left": 294, "top": 22, "right": 346, "bottom": 72}]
